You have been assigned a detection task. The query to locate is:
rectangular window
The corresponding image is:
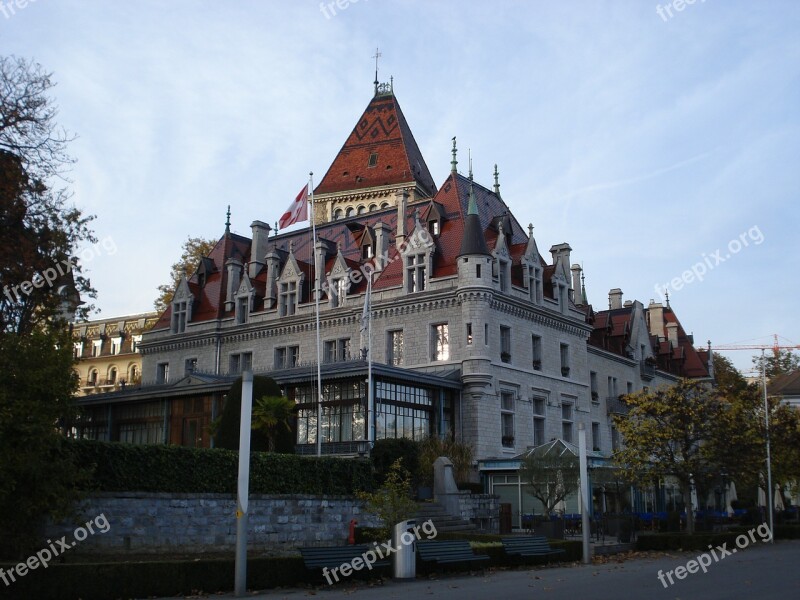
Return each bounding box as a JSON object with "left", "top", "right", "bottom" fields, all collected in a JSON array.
[
  {"left": 185, "top": 358, "right": 197, "bottom": 375},
  {"left": 387, "top": 330, "right": 403, "bottom": 366},
  {"left": 590, "top": 371, "right": 599, "bottom": 402},
  {"left": 501, "top": 391, "right": 515, "bottom": 448},
  {"left": 498, "top": 260, "right": 508, "bottom": 292},
  {"left": 237, "top": 296, "right": 249, "bottom": 324},
  {"left": 279, "top": 281, "right": 297, "bottom": 316},
  {"left": 466, "top": 323, "right": 473, "bottom": 346},
  {"left": 532, "top": 335, "right": 542, "bottom": 370},
  {"left": 626, "top": 381, "right": 633, "bottom": 394},
  {"left": 172, "top": 300, "right": 188, "bottom": 333},
  {"left": 337, "top": 338, "right": 350, "bottom": 361},
  {"left": 431, "top": 324, "right": 449, "bottom": 361},
  {"left": 611, "top": 426, "right": 620, "bottom": 452},
  {"left": 560, "top": 343, "right": 570, "bottom": 377},
  {"left": 92, "top": 339, "right": 102, "bottom": 357},
  {"left": 561, "top": 401, "right": 573, "bottom": 443},
  {"left": 592, "top": 422, "right": 600, "bottom": 451},
  {"left": 274, "top": 347, "right": 286, "bottom": 369},
  {"left": 111, "top": 338, "right": 119, "bottom": 355},
  {"left": 484, "top": 323, "right": 489, "bottom": 346},
  {"left": 407, "top": 254, "right": 426, "bottom": 293},
  {"left": 229, "top": 352, "right": 253, "bottom": 374},
  {"left": 132, "top": 335, "right": 142, "bottom": 353},
  {"left": 289, "top": 346, "right": 300, "bottom": 367},
  {"left": 476, "top": 263, "right": 481, "bottom": 278},
  {"left": 324, "top": 340, "right": 336, "bottom": 363},
  {"left": 500, "top": 326, "right": 511, "bottom": 363},
  {"left": 156, "top": 362, "right": 169, "bottom": 385},
  {"left": 607, "top": 376, "right": 618, "bottom": 397},
  {"left": 532, "top": 397, "right": 546, "bottom": 447}
]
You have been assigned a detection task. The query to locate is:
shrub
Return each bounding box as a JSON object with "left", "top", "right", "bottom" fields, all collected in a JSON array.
[
  {"left": 371, "top": 438, "right": 419, "bottom": 484},
  {"left": 66, "top": 438, "right": 372, "bottom": 495},
  {"left": 418, "top": 436, "right": 474, "bottom": 485},
  {"left": 357, "top": 459, "right": 416, "bottom": 539}
]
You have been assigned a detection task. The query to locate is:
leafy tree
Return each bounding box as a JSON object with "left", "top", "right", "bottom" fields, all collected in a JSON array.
[
  {"left": 252, "top": 395, "right": 296, "bottom": 452},
  {"left": 357, "top": 459, "right": 417, "bottom": 540},
  {"left": 0, "top": 56, "right": 95, "bottom": 557},
  {"left": 519, "top": 441, "right": 580, "bottom": 517},
  {"left": 0, "top": 330, "right": 92, "bottom": 558},
  {"left": 1, "top": 56, "right": 95, "bottom": 334},
  {"left": 154, "top": 235, "right": 217, "bottom": 313},
  {"left": 752, "top": 349, "right": 800, "bottom": 381},
  {"left": 613, "top": 380, "right": 730, "bottom": 533}
]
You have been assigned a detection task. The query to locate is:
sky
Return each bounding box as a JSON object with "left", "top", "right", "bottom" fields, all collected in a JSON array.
[{"left": 2, "top": 0, "right": 798, "bottom": 374}]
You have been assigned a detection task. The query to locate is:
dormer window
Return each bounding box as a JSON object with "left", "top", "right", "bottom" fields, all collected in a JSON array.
[
  {"left": 172, "top": 300, "right": 188, "bottom": 333},
  {"left": 236, "top": 296, "right": 250, "bottom": 324},
  {"left": 198, "top": 272, "right": 206, "bottom": 287},
  {"left": 368, "top": 152, "right": 378, "bottom": 167},
  {"left": 330, "top": 277, "right": 348, "bottom": 308},
  {"left": 406, "top": 253, "right": 427, "bottom": 293},
  {"left": 362, "top": 244, "right": 373, "bottom": 260},
  {"left": 528, "top": 265, "right": 543, "bottom": 305},
  {"left": 429, "top": 220, "right": 440, "bottom": 236},
  {"left": 279, "top": 281, "right": 298, "bottom": 316}
]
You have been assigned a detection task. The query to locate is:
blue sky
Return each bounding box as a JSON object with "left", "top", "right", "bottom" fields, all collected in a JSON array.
[{"left": 2, "top": 0, "right": 798, "bottom": 373}]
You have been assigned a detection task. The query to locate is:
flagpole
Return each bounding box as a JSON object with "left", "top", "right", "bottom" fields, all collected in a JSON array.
[
  {"left": 309, "top": 172, "right": 323, "bottom": 458},
  {"left": 367, "top": 274, "right": 374, "bottom": 446}
]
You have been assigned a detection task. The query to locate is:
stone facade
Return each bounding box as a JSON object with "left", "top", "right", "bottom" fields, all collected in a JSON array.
[{"left": 45, "top": 493, "right": 380, "bottom": 554}]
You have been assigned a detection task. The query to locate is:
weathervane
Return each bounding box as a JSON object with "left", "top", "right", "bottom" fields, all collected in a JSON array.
[{"left": 372, "top": 47, "right": 381, "bottom": 94}]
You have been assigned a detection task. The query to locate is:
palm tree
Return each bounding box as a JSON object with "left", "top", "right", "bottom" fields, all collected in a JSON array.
[{"left": 252, "top": 395, "right": 295, "bottom": 452}]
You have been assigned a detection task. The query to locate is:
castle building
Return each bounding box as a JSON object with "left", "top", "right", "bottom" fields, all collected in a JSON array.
[{"left": 75, "top": 84, "right": 712, "bottom": 483}]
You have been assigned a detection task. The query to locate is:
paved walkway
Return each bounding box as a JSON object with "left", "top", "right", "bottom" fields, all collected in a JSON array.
[{"left": 158, "top": 540, "right": 800, "bottom": 600}]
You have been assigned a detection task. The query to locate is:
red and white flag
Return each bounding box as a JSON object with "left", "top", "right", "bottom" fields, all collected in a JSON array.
[{"left": 279, "top": 184, "right": 309, "bottom": 229}]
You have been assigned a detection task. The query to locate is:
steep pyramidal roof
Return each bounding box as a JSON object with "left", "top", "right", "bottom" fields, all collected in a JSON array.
[
  {"left": 314, "top": 91, "right": 436, "bottom": 196},
  {"left": 459, "top": 178, "right": 491, "bottom": 257}
]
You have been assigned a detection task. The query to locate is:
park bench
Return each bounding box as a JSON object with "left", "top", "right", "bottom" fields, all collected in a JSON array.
[
  {"left": 416, "top": 540, "right": 490, "bottom": 565},
  {"left": 299, "top": 544, "right": 390, "bottom": 571},
  {"left": 501, "top": 536, "right": 566, "bottom": 558}
]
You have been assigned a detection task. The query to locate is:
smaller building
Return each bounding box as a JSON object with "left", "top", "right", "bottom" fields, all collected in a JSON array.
[
  {"left": 769, "top": 370, "right": 800, "bottom": 410},
  {"left": 72, "top": 312, "right": 158, "bottom": 396}
]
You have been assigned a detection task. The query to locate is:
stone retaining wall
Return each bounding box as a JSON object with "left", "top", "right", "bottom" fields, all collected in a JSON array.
[{"left": 45, "top": 492, "right": 380, "bottom": 554}]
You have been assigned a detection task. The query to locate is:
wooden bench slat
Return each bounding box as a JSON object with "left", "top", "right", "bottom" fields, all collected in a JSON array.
[
  {"left": 417, "top": 540, "right": 489, "bottom": 564},
  {"left": 501, "top": 536, "right": 567, "bottom": 558},
  {"left": 299, "top": 545, "right": 390, "bottom": 569}
]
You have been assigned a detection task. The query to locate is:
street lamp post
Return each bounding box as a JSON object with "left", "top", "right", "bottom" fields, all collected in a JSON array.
[{"left": 761, "top": 349, "right": 775, "bottom": 542}]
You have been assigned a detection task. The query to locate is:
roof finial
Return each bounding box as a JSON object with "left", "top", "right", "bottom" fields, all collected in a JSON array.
[
  {"left": 451, "top": 137, "right": 458, "bottom": 174},
  {"left": 581, "top": 269, "right": 587, "bottom": 305},
  {"left": 225, "top": 205, "right": 231, "bottom": 234},
  {"left": 665, "top": 290, "right": 670, "bottom": 308},
  {"left": 372, "top": 47, "right": 381, "bottom": 95},
  {"left": 528, "top": 223, "right": 534, "bottom": 237},
  {"left": 274, "top": 221, "right": 279, "bottom": 235},
  {"left": 468, "top": 149, "right": 473, "bottom": 181},
  {"left": 493, "top": 164, "right": 500, "bottom": 196}
]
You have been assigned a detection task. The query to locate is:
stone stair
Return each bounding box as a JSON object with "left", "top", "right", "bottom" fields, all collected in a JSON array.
[{"left": 413, "top": 500, "right": 478, "bottom": 533}]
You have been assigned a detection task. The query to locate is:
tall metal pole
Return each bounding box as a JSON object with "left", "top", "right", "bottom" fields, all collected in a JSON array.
[
  {"left": 762, "top": 349, "right": 774, "bottom": 541},
  {"left": 367, "top": 275, "right": 374, "bottom": 445},
  {"left": 578, "top": 423, "right": 591, "bottom": 564},
  {"left": 235, "top": 370, "right": 254, "bottom": 596},
  {"left": 310, "top": 172, "right": 323, "bottom": 457}
]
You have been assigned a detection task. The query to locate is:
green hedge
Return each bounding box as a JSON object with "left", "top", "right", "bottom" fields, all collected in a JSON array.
[
  {"left": 0, "top": 556, "right": 308, "bottom": 600},
  {"left": 637, "top": 532, "right": 742, "bottom": 551},
  {"left": 67, "top": 439, "right": 372, "bottom": 495}
]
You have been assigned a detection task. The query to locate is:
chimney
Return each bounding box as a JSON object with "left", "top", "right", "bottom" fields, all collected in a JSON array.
[
  {"left": 570, "top": 264, "right": 582, "bottom": 300},
  {"left": 249, "top": 220, "right": 271, "bottom": 278},
  {"left": 623, "top": 300, "right": 633, "bottom": 307},
  {"left": 608, "top": 288, "right": 623, "bottom": 310},
  {"left": 666, "top": 322, "right": 679, "bottom": 347},
  {"left": 373, "top": 221, "right": 391, "bottom": 272},
  {"left": 314, "top": 237, "right": 336, "bottom": 293},
  {"left": 549, "top": 243, "right": 572, "bottom": 281},
  {"left": 264, "top": 246, "right": 281, "bottom": 308},
  {"left": 395, "top": 188, "right": 409, "bottom": 243},
  {"left": 648, "top": 299, "right": 665, "bottom": 339},
  {"left": 224, "top": 257, "right": 243, "bottom": 311}
]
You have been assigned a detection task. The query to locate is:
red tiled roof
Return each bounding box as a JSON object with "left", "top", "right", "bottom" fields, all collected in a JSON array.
[{"left": 315, "top": 93, "right": 436, "bottom": 196}]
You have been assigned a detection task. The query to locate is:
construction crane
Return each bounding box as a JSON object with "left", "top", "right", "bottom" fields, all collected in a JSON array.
[
  {"left": 708, "top": 334, "right": 799, "bottom": 544},
  {"left": 711, "top": 334, "right": 800, "bottom": 357}
]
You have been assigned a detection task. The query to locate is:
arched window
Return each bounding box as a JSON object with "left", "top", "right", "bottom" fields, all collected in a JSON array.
[
  {"left": 380, "top": 202, "right": 389, "bottom": 209},
  {"left": 346, "top": 207, "right": 355, "bottom": 217},
  {"left": 368, "top": 204, "right": 378, "bottom": 212},
  {"left": 129, "top": 365, "right": 139, "bottom": 383},
  {"left": 333, "top": 208, "right": 344, "bottom": 220},
  {"left": 108, "top": 367, "right": 117, "bottom": 384},
  {"left": 357, "top": 205, "right": 366, "bottom": 215},
  {"left": 88, "top": 369, "right": 98, "bottom": 385}
]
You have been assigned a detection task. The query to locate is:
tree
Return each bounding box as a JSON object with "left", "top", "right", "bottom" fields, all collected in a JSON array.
[
  {"left": 0, "top": 330, "right": 91, "bottom": 557},
  {"left": 154, "top": 236, "right": 217, "bottom": 313},
  {"left": 214, "top": 375, "right": 294, "bottom": 453},
  {"left": 1, "top": 56, "right": 96, "bottom": 334},
  {"left": 252, "top": 395, "right": 296, "bottom": 452},
  {"left": 519, "top": 440, "right": 580, "bottom": 517},
  {"left": 417, "top": 435, "right": 474, "bottom": 486},
  {"left": 752, "top": 349, "right": 800, "bottom": 381},
  {"left": 0, "top": 56, "right": 95, "bottom": 557},
  {"left": 357, "top": 459, "right": 417, "bottom": 540},
  {"left": 613, "top": 380, "right": 731, "bottom": 533}
]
